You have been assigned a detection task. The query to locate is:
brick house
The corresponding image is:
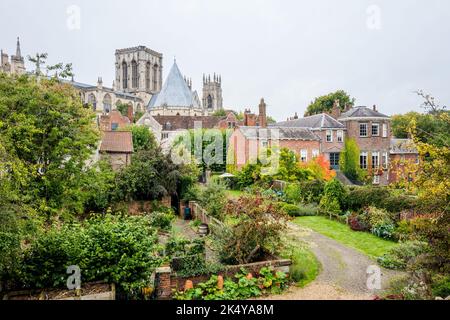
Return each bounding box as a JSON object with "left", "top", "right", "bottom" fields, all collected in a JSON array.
[
  {"left": 98, "top": 109, "right": 132, "bottom": 131},
  {"left": 389, "top": 138, "right": 419, "bottom": 184},
  {"left": 337, "top": 105, "right": 392, "bottom": 185},
  {"left": 238, "top": 99, "right": 418, "bottom": 186},
  {"left": 229, "top": 98, "right": 321, "bottom": 168},
  {"left": 274, "top": 113, "right": 346, "bottom": 169},
  {"left": 99, "top": 131, "right": 134, "bottom": 171}
]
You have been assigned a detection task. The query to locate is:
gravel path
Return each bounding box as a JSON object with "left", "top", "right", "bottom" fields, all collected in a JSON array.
[{"left": 265, "top": 223, "right": 404, "bottom": 300}]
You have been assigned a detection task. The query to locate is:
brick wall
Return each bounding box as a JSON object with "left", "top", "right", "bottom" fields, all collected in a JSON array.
[{"left": 344, "top": 119, "right": 391, "bottom": 185}]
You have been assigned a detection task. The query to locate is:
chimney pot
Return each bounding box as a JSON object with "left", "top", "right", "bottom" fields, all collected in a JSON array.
[{"left": 373, "top": 104, "right": 377, "bottom": 111}]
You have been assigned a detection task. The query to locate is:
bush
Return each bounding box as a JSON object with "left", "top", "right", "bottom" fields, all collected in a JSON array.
[
  {"left": 431, "top": 275, "right": 450, "bottom": 298},
  {"left": 284, "top": 183, "right": 302, "bottom": 204},
  {"left": 280, "top": 203, "right": 302, "bottom": 217},
  {"left": 371, "top": 223, "right": 396, "bottom": 240},
  {"left": 377, "top": 241, "right": 429, "bottom": 270},
  {"left": 298, "top": 180, "right": 324, "bottom": 203},
  {"left": 149, "top": 210, "right": 176, "bottom": 231},
  {"left": 199, "top": 181, "right": 227, "bottom": 219},
  {"left": 344, "top": 187, "right": 418, "bottom": 214},
  {"left": 323, "top": 179, "right": 347, "bottom": 208},
  {"left": 21, "top": 214, "right": 163, "bottom": 296},
  {"left": 319, "top": 195, "right": 341, "bottom": 217},
  {"left": 348, "top": 213, "right": 370, "bottom": 232}
]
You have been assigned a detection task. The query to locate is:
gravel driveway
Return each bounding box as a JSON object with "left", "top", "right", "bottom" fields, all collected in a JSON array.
[{"left": 264, "top": 223, "right": 404, "bottom": 300}]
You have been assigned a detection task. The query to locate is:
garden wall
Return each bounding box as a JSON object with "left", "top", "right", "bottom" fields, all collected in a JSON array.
[{"left": 155, "top": 259, "right": 292, "bottom": 299}]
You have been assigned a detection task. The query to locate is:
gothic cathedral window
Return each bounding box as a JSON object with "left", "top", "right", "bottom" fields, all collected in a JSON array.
[
  {"left": 146, "top": 62, "right": 151, "bottom": 91},
  {"left": 207, "top": 95, "right": 213, "bottom": 109},
  {"left": 122, "top": 61, "right": 128, "bottom": 89},
  {"left": 153, "top": 65, "right": 158, "bottom": 91},
  {"left": 131, "top": 60, "right": 138, "bottom": 88}
]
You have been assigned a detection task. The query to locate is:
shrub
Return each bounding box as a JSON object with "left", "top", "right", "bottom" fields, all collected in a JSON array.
[
  {"left": 284, "top": 183, "right": 302, "bottom": 204},
  {"left": 215, "top": 195, "right": 287, "bottom": 265},
  {"left": 149, "top": 210, "right": 175, "bottom": 231},
  {"left": 299, "top": 180, "right": 324, "bottom": 203},
  {"left": 345, "top": 186, "right": 390, "bottom": 211},
  {"left": 280, "top": 203, "right": 302, "bottom": 217},
  {"left": 348, "top": 213, "right": 370, "bottom": 232},
  {"left": 21, "top": 214, "right": 163, "bottom": 296},
  {"left": 371, "top": 223, "right": 396, "bottom": 240},
  {"left": 377, "top": 241, "right": 429, "bottom": 270},
  {"left": 297, "top": 204, "right": 319, "bottom": 216},
  {"left": 323, "top": 179, "right": 347, "bottom": 207},
  {"left": 199, "top": 181, "right": 227, "bottom": 219},
  {"left": 319, "top": 195, "right": 341, "bottom": 218},
  {"left": 431, "top": 275, "right": 450, "bottom": 298}
]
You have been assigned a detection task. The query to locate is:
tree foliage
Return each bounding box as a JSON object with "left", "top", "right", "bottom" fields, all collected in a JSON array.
[
  {"left": 0, "top": 74, "right": 100, "bottom": 216},
  {"left": 304, "top": 90, "right": 355, "bottom": 116},
  {"left": 339, "top": 138, "right": 364, "bottom": 182}
]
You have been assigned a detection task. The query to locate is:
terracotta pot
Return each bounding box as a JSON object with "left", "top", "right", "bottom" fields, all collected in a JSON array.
[
  {"left": 184, "top": 280, "right": 194, "bottom": 290},
  {"left": 217, "top": 276, "right": 224, "bottom": 290}
]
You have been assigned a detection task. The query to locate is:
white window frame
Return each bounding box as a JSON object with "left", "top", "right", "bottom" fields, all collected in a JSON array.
[
  {"left": 382, "top": 152, "right": 389, "bottom": 169},
  {"left": 261, "top": 140, "right": 268, "bottom": 148},
  {"left": 326, "top": 130, "right": 333, "bottom": 142},
  {"left": 312, "top": 149, "right": 320, "bottom": 158},
  {"left": 360, "top": 123, "right": 368, "bottom": 137},
  {"left": 360, "top": 152, "right": 368, "bottom": 169},
  {"left": 372, "top": 152, "right": 380, "bottom": 169},
  {"left": 382, "top": 123, "right": 388, "bottom": 138},
  {"left": 337, "top": 130, "right": 343, "bottom": 142},
  {"left": 372, "top": 123, "right": 380, "bottom": 136},
  {"left": 300, "top": 149, "right": 308, "bottom": 162},
  {"left": 373, "top": 175, "right": 380, "bottom": 185}
]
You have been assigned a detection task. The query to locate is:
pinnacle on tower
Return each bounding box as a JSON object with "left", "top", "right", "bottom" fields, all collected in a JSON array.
[{"left": 16, "top": 37, "right": 22, "bottom": 58}]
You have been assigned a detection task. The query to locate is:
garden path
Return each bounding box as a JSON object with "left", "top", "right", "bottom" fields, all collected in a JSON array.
[
  {"left": 172, "top": 219, "right": 218, "bottom": 263},
  {"left": 265, "top": 223, "right": 404, "bottom": 300}
]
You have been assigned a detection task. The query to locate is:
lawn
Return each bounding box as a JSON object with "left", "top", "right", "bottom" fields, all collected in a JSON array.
[
  {"left": 287, "top": 246, "right": 321, "bottom": 287},
  {"left": 225, "top": 189, "right": 244, "bottom": 199},
  {"left": 293, "top": 216, "right": 399, "bottom": 259}
]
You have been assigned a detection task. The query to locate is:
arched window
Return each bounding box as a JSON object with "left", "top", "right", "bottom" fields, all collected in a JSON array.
[
  {"left": 131, "top": 60, "right": 138, "bottom": 88},
  {"left": 153, "top": 64, "right": 158, "bottom": 91},
  {"left": 122, "top": 61, "right": 128, "bottom": 89},
  {"left": 145, "top": 62, "right": 151, "bottom": 90},
  {"left": 207, "top": 95, "right": 213, "bottom": 109},
  {"left": 103, "top": 94, "right": 112, "bottom": 113},
  {"left": 88, "top": 94, "right": 97, "bottom": 111},
  {"left": 137, "top": 103, "right": 142, "bottom": 112}
]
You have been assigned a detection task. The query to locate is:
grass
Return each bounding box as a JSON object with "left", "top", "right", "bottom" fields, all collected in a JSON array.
[
  {"left": 281, "top": 244, "right": 321, "bottom": 288},
  {"left": 293, "top": 216, "right": 399, "bottom": 259},
  {"left": 225, "top": 189, "right": 244, "bottom": 199}
]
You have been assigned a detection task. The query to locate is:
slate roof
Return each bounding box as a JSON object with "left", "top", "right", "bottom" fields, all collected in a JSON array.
[
  {"left": 153, "top": 115, "right": 226, "bottom": 131},
  {"left": 273, "top": 113, "right": 345, "bottom": 129},
  {"left": 339, "top": 106, "right": 389, "bottom": 119},
  {"left": 390, "top": 139, "right": 418, "bottom": 154},
  {"left": 239, "top": 126, "right": 320, "bottom": 141},
  {"left": 100, "top": 131, "right": 134, "bottom": 153},
  {"left": 148, "top": 62, "right": 201, "bottom": 109}
]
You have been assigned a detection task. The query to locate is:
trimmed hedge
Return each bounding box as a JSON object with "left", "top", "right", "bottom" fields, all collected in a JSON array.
[{"left": 344, "top": 186, "right": 418, "bottom": 213}]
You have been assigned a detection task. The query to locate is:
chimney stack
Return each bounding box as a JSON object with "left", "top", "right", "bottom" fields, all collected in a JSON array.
[
  {"left": 258, "top": 98, "right": 267, "bottom": 128},
  {"left": 331, "top": 99, "right": 341, "bottom": 119},
  {"left": 127, "top": 105, "right": 134, "bottom": 123},
  {"left": 373, "top": 104, "right": 377, "bottom": 111}
]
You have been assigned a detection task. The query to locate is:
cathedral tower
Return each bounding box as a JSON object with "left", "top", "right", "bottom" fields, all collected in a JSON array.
[
  {"left": 202, "top": 73, "right": 223, "bottom": 111},
  {"left": 115, "top": 46, "right": 163, "bottom": 103}
]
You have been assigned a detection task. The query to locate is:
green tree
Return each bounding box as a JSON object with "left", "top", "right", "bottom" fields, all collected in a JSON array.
[
  {"left": 116, "top": 102, "right": 130, "bottom": 116},
  {"left": 305, "top": 90, "right": 355, "bottom": 116},
  {"left": 339, "top": 138, "right": 363, "bottom": 182},
  {"left": 0, "top": 74, "right": 100, "bottom": 217},
  {"left": 122, "top": 125, "right": 157, "bottom": 152}
]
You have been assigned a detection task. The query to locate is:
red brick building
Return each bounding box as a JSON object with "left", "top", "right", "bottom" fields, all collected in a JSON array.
[
  {"left": 388, "top": 139, "right": 419, "bottom": 184},
  {"left": 99, "top": 131, "right": 134, "bottom": 171}
]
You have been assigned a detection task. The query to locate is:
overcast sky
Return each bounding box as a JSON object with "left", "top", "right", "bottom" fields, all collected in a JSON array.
[{"left": 1, "top": 0, "right": 449, "bottom": 121}]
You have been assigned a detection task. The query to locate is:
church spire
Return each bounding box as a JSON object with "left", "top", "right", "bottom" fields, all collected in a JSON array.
[{"left": 16, "top": 37, "right": 22, "bottom": 58}]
